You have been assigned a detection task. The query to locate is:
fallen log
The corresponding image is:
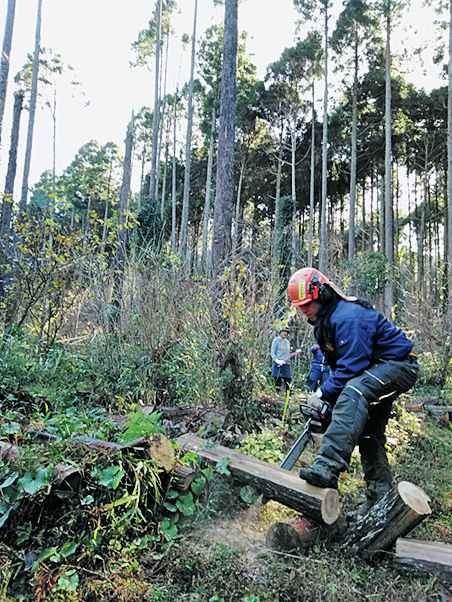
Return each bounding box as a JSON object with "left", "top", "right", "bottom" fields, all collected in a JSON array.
[
  {"left": 394, "top": 538, "right": 452, "bottom": 587},
  {"left": 177, "top": 434, "right": 340, "bottom": 525},
  {"left": 341, "top": 481, "right": 432, "bottom": 559}
]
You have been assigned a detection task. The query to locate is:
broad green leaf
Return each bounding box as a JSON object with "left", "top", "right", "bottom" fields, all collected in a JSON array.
[
  {"left": 1, "top": 421, "right": 21, "bottom": 435},
  {"left": 202, "top": 466, "right": 214, "bottom": 481},
  {"left": 240, "top": 485, "right": 260, "bottom": 505},
  {"left": 98, "top": 465, "right": 124, "bottom": 489},
  {"left": 58, "top": 569, "right": 79, "bottom": 592},
  {"left": 81, "top": 495, "right": 94, "bottom": 505},
  {"left": 60, "top": 542, "right": 78, "bottom": 557},
  {"left": 18, "top": 467, "right": 52, "bottom": 495},
  {"left": 0, "top": 471, "right": 19, "bottom": 488},
  {"left": 191, "top": 476, "right": 206, "bottom": 495},
  {"left": 215, "top": 457, "right": 231, "bottom": 476},
  {"left": 163, "top": 501, "right": 177, "bottom": 512},
  {"left": 160, "top": 517, "right": 178, "bottom": 540},
  {"left": 175, "top": 491, "right": 195, "bottom": 516}
]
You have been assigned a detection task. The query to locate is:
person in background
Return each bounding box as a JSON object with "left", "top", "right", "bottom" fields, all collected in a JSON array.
[
  {"left": 309, "top": 343, "right": 331, "bottom": 391},
  {"left": 271, "top": 326, "right": 292, "bottom": 395},
  {"left": 287, "top": 267, "right": 418, "bottom": 518}
]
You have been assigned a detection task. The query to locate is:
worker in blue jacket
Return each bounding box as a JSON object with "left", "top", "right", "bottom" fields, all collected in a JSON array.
[
  {"left": 309, "top": 344, "right": 331, "bottom": 391},
  {"left": 287, "top": 267, "right": 418, "bottom": 518}
]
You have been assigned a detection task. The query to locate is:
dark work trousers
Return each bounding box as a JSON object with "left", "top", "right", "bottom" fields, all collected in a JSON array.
[{"left": 315, "top": 356, "right": 418, "bottom": 493}]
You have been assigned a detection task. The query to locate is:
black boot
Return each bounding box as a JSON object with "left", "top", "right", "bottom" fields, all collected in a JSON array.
[{"left": 300, "top": 463, "right": 338, "bottom": 489}]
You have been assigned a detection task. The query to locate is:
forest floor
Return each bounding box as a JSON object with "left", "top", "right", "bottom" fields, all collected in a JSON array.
[{"left": 2, "top": 387, "right": 452, "bottom": 601}]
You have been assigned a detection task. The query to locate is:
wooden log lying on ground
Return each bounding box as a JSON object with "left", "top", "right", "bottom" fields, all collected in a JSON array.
[
  {"left": 394, "top": 538, "right": 452, "bottom": 587},
  {"left": 341, "top": 481, "right": 432, "bottom": 558},
  {"left": 177, "top": 433, "right": 340, "bottom": 525},
  {"left": 266, "top": 516, "right": 321, "bottom": 553}
]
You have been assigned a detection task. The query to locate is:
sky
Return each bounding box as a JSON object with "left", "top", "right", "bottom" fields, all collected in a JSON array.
[{"left": 0, "top": 0, "right": 446, "bottom": 199}]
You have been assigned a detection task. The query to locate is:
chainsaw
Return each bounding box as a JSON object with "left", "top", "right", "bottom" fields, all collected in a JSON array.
[{"left": 279, "top": 402, "right": 331, "bottom": 471}]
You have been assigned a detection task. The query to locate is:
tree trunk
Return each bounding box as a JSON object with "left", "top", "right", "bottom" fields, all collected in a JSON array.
[
  {"left": 232, "top": 154, "right": 245, "bottom": 258},
  {"left": 1, "top": 91, "right": 23, "bottom": 238},
  {"left": 19, "top": 0, "right": 42, "bottom": 213},
  {"left": 112, "top": 114, "right": 134, "bottom": 309},
  {"left": 272, "top": 125, "right": 284, "bottom": 266},
  {"left": 319, "top": 7, "right": 329, "bottom": 272},
  {"left": 211, "top": 0, "right": 237, "bottom": 274},
  {"left": 201, "top": 107, "right": 216, "bottom": 274},
  {"left": 349, "top": 38, "right": 358, "bottom": 262},
  {"left": 447, "top": 0, "right": 452, "bottom": 331},
  {"left": 179, "top": 0, "right": 198, "bottom": 258},
  {"left": 0, "top": 0, "right": 16, "bottom": 148},
  {"left": 291, "top": 123, "right": 297, "bottom": 270},
  {"left": 156, "top": 32, "right": 169, "bottom": 204},
  {"left": 149, "top": 0, "right": 162, "bottom": 201},
  {"left": 171, "top": 91, "right": 178, "bottom": 253},
  {"left": 308, "top": 83, "right": 315, "bottom": 267},
  {"left": 384, "top": 11, "right": 394, "bottom": 317}
]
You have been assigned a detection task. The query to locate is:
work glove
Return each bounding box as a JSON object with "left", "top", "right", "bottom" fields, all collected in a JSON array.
[
  {"left": 307, "top": 389, "right": 327, "bottom": 412},
  {"left": 275, "top": 359, "right": 285, "bottom": 366}
]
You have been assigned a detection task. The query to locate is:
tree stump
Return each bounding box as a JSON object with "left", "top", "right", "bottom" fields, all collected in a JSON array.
[
  {"left": 341, "top": 481, "right": 432, "bottom": 559},
  {"left": 395, "top": 538, "right": 452, "bottom": 587}
]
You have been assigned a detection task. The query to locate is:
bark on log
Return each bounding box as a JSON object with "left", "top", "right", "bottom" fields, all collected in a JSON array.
[
  {"left": 177, "top": 434, "right": 340, "bottom": 525},
  {"left": 266, "top": 516, "right": 321, "bottom": 553},
  {"left": 395, "top": 538, "right": 452, "bottom": 587},
  {"left": 341, "top": 481, "right": 432, "bottom": 559},
  {"left": 172, "top": 462, "right": 197, "bottom": 492}
]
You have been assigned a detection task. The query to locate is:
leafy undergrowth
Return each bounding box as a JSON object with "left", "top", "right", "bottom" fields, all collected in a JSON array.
[{"left": 1, "top": 341, "right": 452, "bottom": 600}]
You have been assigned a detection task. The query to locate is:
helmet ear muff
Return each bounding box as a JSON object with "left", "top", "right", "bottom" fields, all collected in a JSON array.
[
  {"left": 310, "top": 273, "right": 333, "bottom": 305},
  {"left": 317, "top": 284, "right": 333, "bottom": 305}
]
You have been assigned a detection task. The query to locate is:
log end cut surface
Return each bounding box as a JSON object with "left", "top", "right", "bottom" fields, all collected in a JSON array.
[{"left": 398, "top": 481, "right": 432, "bottom": 516}]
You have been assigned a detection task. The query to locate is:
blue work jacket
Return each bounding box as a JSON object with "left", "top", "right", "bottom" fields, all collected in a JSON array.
[{"left": 319, "top": 300, "right": 413, "bottom": 404}]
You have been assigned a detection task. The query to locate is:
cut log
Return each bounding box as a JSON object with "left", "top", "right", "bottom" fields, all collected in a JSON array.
[
  {"left": 342, "top": 481, "right": 432, "bottom": 559},
  {"left": 172, "top": 462, "right": 198, "bottom": 492},
  {"left": 394, "top": 538, "right": 452, "bottom": 587},
  {"left": 177, "top": 434, "right": 340, "bottom": 525},
  {"left": 266, "top": 516, "right": 321, "bottom": 553}
]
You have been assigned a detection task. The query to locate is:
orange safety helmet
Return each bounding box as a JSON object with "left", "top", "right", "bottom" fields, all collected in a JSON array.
[
  {"left": 287, "top": 268, "right": 330, "bottom": 306},
  {"left": 287, "top": 267, "right": 357, "bottom": 306}
]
